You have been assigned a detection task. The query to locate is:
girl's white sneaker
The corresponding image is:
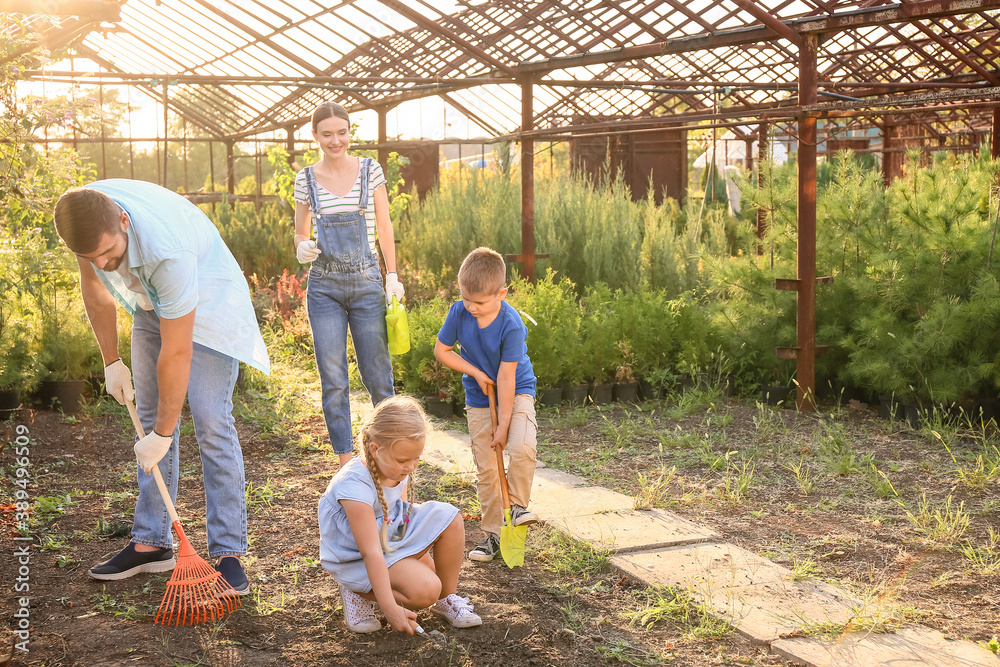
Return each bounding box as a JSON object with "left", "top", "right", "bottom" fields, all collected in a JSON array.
[
  {"left": 340, "top": 583, "right": 381, "bottom": 633},
  {"left": 430, "top": 594, "right": 482, "bottom": 628}
]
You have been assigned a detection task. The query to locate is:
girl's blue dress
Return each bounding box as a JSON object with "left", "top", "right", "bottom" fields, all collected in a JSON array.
[{"left": 318, "top": 457, "right": 459, "bottom": 592}]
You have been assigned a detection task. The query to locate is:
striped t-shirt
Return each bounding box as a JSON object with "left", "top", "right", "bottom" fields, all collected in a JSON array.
[{"left": 294, "top": 158, "right": 387, "bottom": 254}]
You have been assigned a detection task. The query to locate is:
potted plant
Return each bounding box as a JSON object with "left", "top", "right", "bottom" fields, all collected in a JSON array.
[
  {"left": 508, "top": 273, "right": 578, "bottom": 408},
  {"left": 578, "top": 283, "right": 618, "bottom": 405},
  {"left": 34, "top": 260, "right": 101, "bottom": 413},
  {"left": 613, "top": 339, "right": 639, "bottom": 403},
  {"left": 418, "top": 358, "right": 454, "bottom": 419}
]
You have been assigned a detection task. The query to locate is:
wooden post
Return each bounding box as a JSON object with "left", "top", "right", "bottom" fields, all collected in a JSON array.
[
  {"left": 796, "top": 34, "right": 818, "bottom": 412},
  {"left": 756, "top": 122, "right": 768, "bottom": 255},
  {"left": 226, "top": 139, "right": 235, "bottom": 195},
  {"left": 520, "top": 77, "right": 536, "bottom": 282},
  {"left": 162, "top": 81, "right": 169, "bottom": 188},
  {"left": 378, "top": 106, "right": 389, "bottom": 172}
]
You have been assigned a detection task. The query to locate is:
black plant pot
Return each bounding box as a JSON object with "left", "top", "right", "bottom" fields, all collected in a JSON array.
[
  {"left": 37, "top": 379, "right": 87, "bottom": 414},
  {"left": 637, "top": 379, "right": 661, "bottom": 401},
  {"left": 423, "top": 396, "right": 453, "bottom": 419},
  {"left": 761, "top": 385, "right": 792, "bottom": 406},
  {"left": 589, "top": 383, "right": 613, "bottom": 406},
  {"left": 903, "top": 401, "right": 933, "bottom": 429},
  {"left": 977, "top": 397, "right": 1000, "bottom": 425},
  {"left": 879, "top": 394, "right": 902, "bottom": 421},
  {"left": 613, "top": 381, "right": 639, "bottom": 403},
  {"left": 563, "top": 384, "right": 589, "bottom": 406},
  {"left": 537, "top": 386, "right": 563, "bottom": 407},
  {"left": 0, "top": 389, "right": 20, "bottom": 418}
]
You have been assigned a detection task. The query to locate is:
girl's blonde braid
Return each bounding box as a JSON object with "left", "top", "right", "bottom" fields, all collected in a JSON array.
[{"left": 362, "top": 431, "right": 392, "bottom": 553}]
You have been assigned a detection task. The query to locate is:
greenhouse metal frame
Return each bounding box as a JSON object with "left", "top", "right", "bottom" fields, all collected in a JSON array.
[{"left": 5, "top": 0, "right": 1000, "bottom": 408}]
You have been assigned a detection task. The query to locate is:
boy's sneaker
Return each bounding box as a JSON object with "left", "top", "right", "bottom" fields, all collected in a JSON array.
[
  {"left": 215, "top": 557, "right": 250, "bottom": 597},
  {"left": 339, "top": 583, "right": 381, "bottom": 633},
  {"left": 468, "top": 534, "right": 500, "bottom": 562},
  {"left": 87, "top": 543, "right": 175, "bottom": 581},
  {"left": 510, "top": 505, "right": 538, "bottom": 527},
  {"left": 430, "top": 594, "right": 482, "bottom": 628}
]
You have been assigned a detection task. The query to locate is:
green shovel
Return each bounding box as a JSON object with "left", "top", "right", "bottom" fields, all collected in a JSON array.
[{"left": 489, "top": 386, "right": 527, "bottom": 568}]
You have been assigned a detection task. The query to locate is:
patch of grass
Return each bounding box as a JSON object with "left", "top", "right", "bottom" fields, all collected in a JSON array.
[
  {"left": 790, "top": 585, "right": 922, "bottom": 639},
  {"left": 558, "top": 596, "right": 585, "bottom": 631},
  {"left": 245, "top": 479, "right": 294, "bottom": 512},
  {"left": 632, "top": 466, "right": 676, "bottom": 510},
  {"left": 531, "top": 527, "right": 610, "bottom": 579},
  {"left": 595, "top": 640, "right": 666, "bottom": 665},
  {"left": 718, "top": 459, "right": 755, "bottom": 503},
  {"left": 250, "top": 587, "right": 289, "bottom": 616},
  {"left": 957, "top": 529, "right": 1000, "bottom": 575},
  {"left": 32, "top": 493, "right": 77, "bottom": 527},
  {"left": 866, "top": 464, "right": 900, "bottom": 499},
  {"left": 902, "top": 493, "right": 970, "bottom": 543},
  {"left": 56, "top": 554, "right": 80, "bottom": 568},
  {"left": 626, "top": 585, "right": 733, "bottom": 640},
  {"left": 95, "top": 517, "right": 132, "bottom": 538},
  {"left": 784, "top": 458, "right": 814, "bottom": 495},
  {"left": 666, "top": 388, "right": 718, "bottom": 420},
  {"left": 90, "top": 582, "right": 157, "bottom": 621},
  {"left": 547, "top": 405, "right": 589, "bottom": 429},
  {"left": 752, "top": 401, "right": 785, "bottom": 445},
  {"left": 788, "top": 556, "right": 821, "bottom": 582},
  {"left": 39, "top": 534, "right": 67, "bottom": 551}
]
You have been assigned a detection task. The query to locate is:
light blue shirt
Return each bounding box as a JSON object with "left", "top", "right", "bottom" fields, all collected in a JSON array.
[{"left": 86, "top": 179, "right": 270, "bottom": 375}]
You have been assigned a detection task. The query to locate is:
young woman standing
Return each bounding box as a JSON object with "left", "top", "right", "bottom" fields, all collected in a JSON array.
[{"left": 294, "top": 102, "right": 404, "bottom": 466}]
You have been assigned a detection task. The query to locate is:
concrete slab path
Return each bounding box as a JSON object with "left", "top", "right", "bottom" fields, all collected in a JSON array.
[{"left": 424, "top": 428, "right": 999, "bottom": 667}]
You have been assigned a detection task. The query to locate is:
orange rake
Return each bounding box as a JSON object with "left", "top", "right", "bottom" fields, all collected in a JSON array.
[{"left": 125, "top": 400, "right": 240, "bottom": 625}]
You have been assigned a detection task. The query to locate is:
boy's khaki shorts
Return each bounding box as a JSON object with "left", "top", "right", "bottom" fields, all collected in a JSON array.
[{"left": 466, "top": 393, "right": 537, "bottom": 537}]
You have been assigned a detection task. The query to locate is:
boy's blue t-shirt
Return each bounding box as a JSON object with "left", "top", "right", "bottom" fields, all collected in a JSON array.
[{"left": 437, "top": 300, "right": 536, "bottom": 408}]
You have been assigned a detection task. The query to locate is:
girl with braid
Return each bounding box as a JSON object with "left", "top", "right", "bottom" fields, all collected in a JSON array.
[{"left": 318, "top": 395, "right": 482, "bottom": 634}]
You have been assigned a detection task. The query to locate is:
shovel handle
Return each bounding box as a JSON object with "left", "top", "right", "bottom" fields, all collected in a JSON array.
[
  {"left": 487, "top": 387, "right": 513, "bottom": 512},
  {"left": 126, "top": 399, "right": 180, "bottom": 525}
]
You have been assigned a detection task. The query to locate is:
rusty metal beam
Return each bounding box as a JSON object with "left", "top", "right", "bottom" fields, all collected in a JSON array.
[
  {"left": 797, "top": 33, "right": 819, "bottom": 412},
  {"left": 373, "top": 0, "right": 515, "bottom": 75},
  {"left": 0, "top": 17, "right": 98, "bottom": 66},
  {"left": 730, "top": 0, "right": 802, "bottom": 45},
  {"left": 993, "top": 108, "right": 1000, "bottom": 159},
  {"left": 520, "top": 77, "right": 536, "bottom": 282},
  {"left": 186, "top": 0, "right": 328, "bottom": 76},
  {"left": 515, "top": 0, "right": 1000, "bottom": 75},
  {"left": 0, "top": 0, "right": 119, "bottom": 21},
  {"left": 439, "top": 92, "right": 506, "bottom": 138}
]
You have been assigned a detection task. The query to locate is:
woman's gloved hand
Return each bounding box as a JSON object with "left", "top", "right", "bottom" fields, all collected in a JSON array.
[
  {"left": 384, "top": 272, "right": 404, "bottom": 304},
  {"left": 296, "top": 240, "right": 322, "bottom": 264}
]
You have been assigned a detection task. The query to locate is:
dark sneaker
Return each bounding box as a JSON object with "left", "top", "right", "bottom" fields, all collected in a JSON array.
[
  {"left": 87, "top": 543, "right": 175, "bottom": 581},
  {"left": 469, "top": 534, "right": 500, "bottom": 562},
  {"left": 510, "top": 505, "right": 538, "bottom": 527},
  {"left": 215, "top": 556, "right": 250, "bottom": 597}
]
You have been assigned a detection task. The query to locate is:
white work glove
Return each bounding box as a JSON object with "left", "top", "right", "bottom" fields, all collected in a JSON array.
[
  {"left": 134, "top": 431, "right": 172, "bottom": 474},
  {"left": 384, "top": 272, "right": 404, "bottom": 304},
  {"left": 296, "top": 239, "right": 322, "bottom": 264},
  {"left": 104, "top": 359, "right": 135, "bottom": 406}
]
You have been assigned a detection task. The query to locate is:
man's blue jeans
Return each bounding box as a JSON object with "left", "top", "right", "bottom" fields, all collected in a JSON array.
[
  {"left": 130, "top": 308, "right": 247, "bottom": 557},
  {"left": 307, "top": 260, "right": 395, "bottom": 455}
]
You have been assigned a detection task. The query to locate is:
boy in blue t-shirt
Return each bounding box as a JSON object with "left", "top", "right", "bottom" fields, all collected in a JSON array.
[{"left": 434, "top": 247, "right": 539, "bottom": 562}]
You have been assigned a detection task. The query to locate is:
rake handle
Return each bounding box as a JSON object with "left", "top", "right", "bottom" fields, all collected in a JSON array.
[
  {"left": 126, "top": 399, "right": 181, "bottom": 525},
  {"left": 487, "top": 386, "right": 512, "bottom": 512}
]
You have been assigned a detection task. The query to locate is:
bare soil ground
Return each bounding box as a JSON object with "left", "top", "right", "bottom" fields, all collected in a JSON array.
[
  {"left": 1, "top": 389, "right": 998, "bottom": 666},
  {"left": 2, "top": 402, "right": 786, "bottom": 667}
]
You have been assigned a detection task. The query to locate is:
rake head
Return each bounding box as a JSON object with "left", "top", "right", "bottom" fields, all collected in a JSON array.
[{"left": 154, "top": 521, "right": 241, "bottom": 625}]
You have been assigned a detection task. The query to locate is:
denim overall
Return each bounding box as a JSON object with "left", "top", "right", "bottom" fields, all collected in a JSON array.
[{"left": 304, "top": 159, "right": 395, "bottom": 455}]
